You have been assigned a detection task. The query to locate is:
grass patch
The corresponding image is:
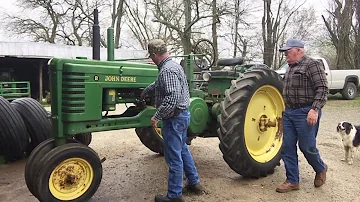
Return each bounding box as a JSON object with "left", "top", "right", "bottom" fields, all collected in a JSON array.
[
  {"left": 327, "top": 93, "right": 360, "bottom": 101},
  {"left": 325, "top": 93, "right": 360, "bottom": 108},
  {"left": 0, "top": 156, "right": 6, "bottom": 165}
]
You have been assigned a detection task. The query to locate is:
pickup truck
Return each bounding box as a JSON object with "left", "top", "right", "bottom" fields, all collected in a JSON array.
[{"left": 275, "top": 56, "right": 360, "bottom": 100}]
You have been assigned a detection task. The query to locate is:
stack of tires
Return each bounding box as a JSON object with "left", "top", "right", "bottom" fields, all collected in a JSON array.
[
  {"left": 0, "top": 97, "right": 52, "bottom": 162},
  {"left": 0, "top": 96, "right": 92, "bottom": 163}
]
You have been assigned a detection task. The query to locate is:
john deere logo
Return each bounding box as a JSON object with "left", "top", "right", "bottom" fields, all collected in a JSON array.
[{"left": 94, "top": 75, "right": 99, "bottom": 81}]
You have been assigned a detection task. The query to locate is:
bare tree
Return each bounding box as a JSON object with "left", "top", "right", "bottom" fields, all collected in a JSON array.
[
  {"left": 123, "top": 0, "right": 174, "bottom": 50},
  {"left": 109, "top": 0, "right": 126, "bottom": 48},
  {"left": 354, "top": 0, "right": 360, "bottom": 68},
  {"left": 230, "top": 0, "right": 250, "bottom": 59},
  {"left": 262, "top": 0, "right": 305, "bottom": 68},
  {"left": 5, "top": 0, "right": 107, "bottom": 46},
  {"left": 322, "top": 0, "right": 354, "bottom": 69},
  {"left": 212, "top": 0, "right": 219, "bottom": 63},
  {"left": 5, "top": 0, "right": 72, "bottom": 43},
  {"left": 275, "top": 7, "right": 317, "bottom": 67},
  {"left": 147, "top": 0, "right": 227, "bottom": 55},
  {"left": 57, "top": 0, "right": 101, "bottom": 46}
]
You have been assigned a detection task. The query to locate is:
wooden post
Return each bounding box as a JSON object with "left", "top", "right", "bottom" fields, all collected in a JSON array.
[{"left": 39, "top": 62, "right": 43, "bottom": 101}]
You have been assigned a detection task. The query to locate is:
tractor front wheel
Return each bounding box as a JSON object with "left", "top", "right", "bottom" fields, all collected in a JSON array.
[
  {"left": 217, "top": 68, "right": 285, "bottom": 178},
  {"left": 34, "top": 143, "right": 102, "bottom": 202}
]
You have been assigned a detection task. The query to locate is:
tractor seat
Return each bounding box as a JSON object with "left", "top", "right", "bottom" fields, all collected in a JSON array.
[
  {"left": 180, "top": 59, "right": 202, "bottom": 72},
  {"left": 217, "top": 57, "right": 243, "bottom": 66}
]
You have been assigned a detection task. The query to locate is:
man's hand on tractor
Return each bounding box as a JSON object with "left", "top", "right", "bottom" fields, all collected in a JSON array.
[{"left": 151, "top": 116, "right": 159, "bottom": 128}]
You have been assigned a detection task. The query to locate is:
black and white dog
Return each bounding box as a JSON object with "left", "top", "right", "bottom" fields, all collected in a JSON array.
[{"left": 336, "top": 121, "right": 360, "bottom": 165}]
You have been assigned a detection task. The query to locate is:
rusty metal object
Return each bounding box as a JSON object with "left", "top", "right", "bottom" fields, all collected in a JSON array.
[
  {"left": 275, "top": 117, "right": 283, "bottom": 140},
  {"left": 259, "top": 115, "right": 277, "bottom": 132}
]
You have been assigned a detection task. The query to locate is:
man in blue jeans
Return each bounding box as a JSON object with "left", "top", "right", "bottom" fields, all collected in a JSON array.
[
  {"left": 276, "top": 39, "right": 329, "bottom": 193},
  {"left": 141, "top": 39, "right": 205, "bottom": 202}
]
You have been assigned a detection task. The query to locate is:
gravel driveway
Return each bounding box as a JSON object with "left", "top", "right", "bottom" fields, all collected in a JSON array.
[{"left": 1, "top": 97, "right": 360, "bottom": 202}]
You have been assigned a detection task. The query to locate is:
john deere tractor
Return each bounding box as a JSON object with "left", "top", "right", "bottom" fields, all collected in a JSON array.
[{"left": 24, "top": 10, "right": 284, "bottom": 202}]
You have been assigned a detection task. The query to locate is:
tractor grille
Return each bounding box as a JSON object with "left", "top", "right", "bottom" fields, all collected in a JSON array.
[{"left": 62, "top": 72, "right": 86, "bottom": 113}]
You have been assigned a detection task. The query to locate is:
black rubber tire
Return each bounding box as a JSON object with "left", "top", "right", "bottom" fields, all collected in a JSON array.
[
  {"left": 36, "top": 143, "right": 102, "bottom": 202},
  {"left": 11, "top": 98, "right": 52, "bottom": 154},
  {"left": 135, "top": 127, "right": 164, "bottom": 155},
  {"left": 217, "top": 68, "right": 284, "bottom": 178},
  {"left": 74, "top": 133, "right": 92, "bottom": 146},
  {"left": 0, "top": 96, "right": 29, "bottom": 160},
  {"left": 341, "top": 82, "right": 357, "bottom": 100},
  {"left": 25, "top": 138, "right": 78, "bottom": 198}
]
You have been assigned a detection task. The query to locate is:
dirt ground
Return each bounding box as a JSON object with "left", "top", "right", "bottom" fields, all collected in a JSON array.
[{"left": 1, "top": 98, "right": 360, "bottom": 202}]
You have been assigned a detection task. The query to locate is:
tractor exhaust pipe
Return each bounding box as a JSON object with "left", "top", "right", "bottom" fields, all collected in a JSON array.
[{"left": 92, "top": 9, "right": 100, "bottom": 60}]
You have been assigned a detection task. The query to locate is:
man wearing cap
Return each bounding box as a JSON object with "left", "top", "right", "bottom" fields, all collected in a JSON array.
[
  {"left": 276, "top": 39, "right": 329, "bottom": 193},
  {"left": 141, "top": 39, "right": 205, "bottom": 202}
]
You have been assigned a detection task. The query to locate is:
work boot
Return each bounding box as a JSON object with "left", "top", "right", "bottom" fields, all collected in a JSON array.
[
  {"left": 154, "top": 194, "right": 184, "bottom": 202},
  {"left": 276, "top": 180, "right": 299, "bottom": 193},
  {"left": 314, "top": 164, "right": 328, "bottom": 187},
  {"left": 182, "top": 183, "right": 207, "bottom": 195}
]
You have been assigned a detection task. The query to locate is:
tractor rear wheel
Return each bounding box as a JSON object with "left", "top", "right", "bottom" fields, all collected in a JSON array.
[
  {"left": 217, "top": 68, "right": 285, "bottom": 178},
  {"left": 135, "top": 127, "right": 164, "bottom": 155}
]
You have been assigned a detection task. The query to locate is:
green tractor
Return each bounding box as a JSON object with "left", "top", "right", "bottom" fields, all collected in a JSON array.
[{"left": 24, "top": 10, "right": 284, "bottom": 202}]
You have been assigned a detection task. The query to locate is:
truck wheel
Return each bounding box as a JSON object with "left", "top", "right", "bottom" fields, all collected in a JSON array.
[
  {"left": 341, "top": 82, "right": 357, "bottom": 100},
  {"left": 0, "top": 96, "right": 29, "bottom": 160},
  {"left": 74, "top": 133, "right": 92, "bottom": 146},
  {"left": 34, "top": 143, "right": 102, "bottom": 202},
  {"left": 11, "top": 98, "right": 52, "bottom": 153},
  {"left": 217, "top": 68, "right": 285, "bottom": 178},
  {"left": 135, "top": 127, "right": 164, "bottom": 155}
]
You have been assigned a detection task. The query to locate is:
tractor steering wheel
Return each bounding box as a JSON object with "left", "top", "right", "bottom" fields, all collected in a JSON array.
[{"left": 192, "top": 39, "right": 215, "bottom": 70}]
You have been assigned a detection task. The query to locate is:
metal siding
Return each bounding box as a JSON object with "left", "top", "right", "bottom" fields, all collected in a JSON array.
[{"left": 0, "top": 42, "right": 147, "bottom": 60}]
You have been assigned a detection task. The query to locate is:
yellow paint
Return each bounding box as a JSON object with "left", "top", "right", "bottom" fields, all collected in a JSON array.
[
  {"left": 104, "top": 75, "right": 136, "bottom": 82},
  {"left": 108, "top": 90, "right": 115, "bottom": 96},
  {"left": 120, "top": 77, "right": 136, "bottom": 82},
  {"left": 105, "top": 76, "right": 120, "bottom": 82}
]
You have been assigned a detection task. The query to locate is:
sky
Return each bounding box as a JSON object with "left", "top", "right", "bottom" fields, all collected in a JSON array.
[{"left": 0, "top": 0, "right": 331, "bottom": 42}]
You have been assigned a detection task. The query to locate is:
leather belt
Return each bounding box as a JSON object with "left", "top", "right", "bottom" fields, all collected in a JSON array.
[{"left": 164, "top": 108, "right": 186, "bottom": 120}]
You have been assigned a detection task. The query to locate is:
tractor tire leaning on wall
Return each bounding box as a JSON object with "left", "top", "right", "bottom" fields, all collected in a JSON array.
[
  {"left": 11, "top": 98, "right": 52, "bottom": 154},
  {"left": 217, "top": 68, "right": 285, "bottom": 178},
  {"left": 0, "top": 96, "right": 29, "bottom": 160}
]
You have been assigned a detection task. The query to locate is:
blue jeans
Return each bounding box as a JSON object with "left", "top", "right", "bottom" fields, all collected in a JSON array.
[
  {"left": 282, "top": 106, "right": 326, "bottom": 184},
  {"left": 161, "top": 109, "right": 200, "bottom": 198}
]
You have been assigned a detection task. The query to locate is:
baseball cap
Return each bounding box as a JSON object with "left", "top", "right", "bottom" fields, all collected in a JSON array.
[
  {"left": 279, "top": 39, "right": 304, "bottom": 52},
  {"left": 148, "top": 39, "right": 167, "bottom": 54}
]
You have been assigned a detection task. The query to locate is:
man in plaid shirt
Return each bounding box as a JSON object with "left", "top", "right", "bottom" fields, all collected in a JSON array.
[
  {"left": 276, "top": 39, "right": 329, "bottom": 193},
  {"left": 141, "top": 39, "right": 205, "bottom": 202}
]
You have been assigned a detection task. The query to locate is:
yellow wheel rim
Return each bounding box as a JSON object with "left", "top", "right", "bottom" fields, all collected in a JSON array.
[
  {"left": 49, "top": 158, "right": 93, "bottom": 201},
  {"left": 244, "top": 85, "right": 284, "bottom": 163}
]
